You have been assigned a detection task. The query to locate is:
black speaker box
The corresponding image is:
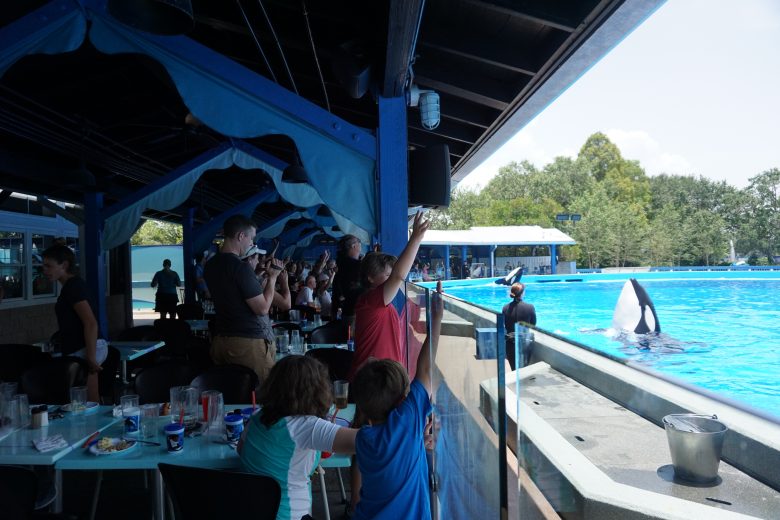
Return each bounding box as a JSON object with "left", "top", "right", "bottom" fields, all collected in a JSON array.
[{"left": 408, "top": 144, "right": 451, "bottom": 208}]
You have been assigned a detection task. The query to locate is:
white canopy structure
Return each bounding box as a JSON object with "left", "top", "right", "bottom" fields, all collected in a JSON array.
[
  {"left": 419, "top": 225, "right": 576, "bottom": 278},
  {"left": 421, "top": 226, "right": 575, "bottom": 247}
]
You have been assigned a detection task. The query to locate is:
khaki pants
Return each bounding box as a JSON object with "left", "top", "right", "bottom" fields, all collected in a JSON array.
[{"left": 210, "top": 336, "right": 275, "bottom": 383}]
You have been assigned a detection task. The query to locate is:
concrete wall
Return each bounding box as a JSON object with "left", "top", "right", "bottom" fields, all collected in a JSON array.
[{"left": 0, "top": 294, "right": 128, "bottom": 344}]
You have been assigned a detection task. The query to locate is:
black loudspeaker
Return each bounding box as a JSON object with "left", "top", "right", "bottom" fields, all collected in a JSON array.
[{"left": 408, "top": 144, "right": 451, "bottom": 209}]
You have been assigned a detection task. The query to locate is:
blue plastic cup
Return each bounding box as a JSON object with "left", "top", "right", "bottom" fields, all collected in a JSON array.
[
  {"left": 224, "top": 414, "right": 244, "bottom": 443},
  {"left": 165, "top": 423, "right": 185, "bottom": 453},
  {"left": 123, "top": 406, "right": 140, "bottom": 435},
  {"left": 241, "top": 407, "right": 257, "bottom": 424}
]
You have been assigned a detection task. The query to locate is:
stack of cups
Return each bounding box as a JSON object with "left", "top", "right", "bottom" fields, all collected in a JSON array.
[
  {"left": 121, "top": 394, "right": 141, "bottom": 436},
  {"left": 170, "top": 386, "right": 198, "bottom": 429},
  {"left": 13, "top": 394, "right": 30, "bottom": 428}
]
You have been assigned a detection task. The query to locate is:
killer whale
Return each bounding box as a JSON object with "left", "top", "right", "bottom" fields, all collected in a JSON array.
[
  {"left": 495, "top": 266, "right": 523, "bottom": 286},
  {"left": 612, "top": 278, "right": 660, "bottom": 334}
]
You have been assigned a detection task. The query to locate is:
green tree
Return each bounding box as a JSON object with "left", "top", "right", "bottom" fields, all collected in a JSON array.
[
  {"left": 682, "top": 210, "right": 728, "bottom": 266},
  {"left": 645, "top": 206, "right": 684, "bottom": 266},
  {"left": 131, "top": 219, "right": 183, "bottom": 245},
  {"left": 746, "top": 168, "right": 780, "bottom": 262},
  {"left": 577, "top": 132, "right": 622, "bottom": 182},
  {"left": 481, "top": 160, "right": 538, "bottom": 201}
]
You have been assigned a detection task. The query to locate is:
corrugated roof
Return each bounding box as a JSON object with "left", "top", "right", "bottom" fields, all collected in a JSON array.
[{"left": 421, "top": 226, "right": 575, "bottom": 246}]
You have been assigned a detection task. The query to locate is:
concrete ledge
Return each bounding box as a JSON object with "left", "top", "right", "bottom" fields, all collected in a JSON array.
[
  {"left": 531, "top": 331, "right": 780, "bottom": 491},
  {"left": 481, "top": 363, "right": 768, "bottom": 519}
]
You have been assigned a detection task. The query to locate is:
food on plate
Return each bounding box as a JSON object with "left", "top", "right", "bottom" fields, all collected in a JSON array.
[{"left": 96, "top": 437, "right": 132, "bottom": 452}]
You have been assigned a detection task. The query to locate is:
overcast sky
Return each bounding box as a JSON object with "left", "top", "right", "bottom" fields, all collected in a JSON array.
[{"left": 458, "top": 0, "right": 780, "bottom": 191}]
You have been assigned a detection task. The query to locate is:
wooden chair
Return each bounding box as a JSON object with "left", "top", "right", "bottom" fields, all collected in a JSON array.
[{"left": 158, "top": 463, "right": 281, "bottom": 520}]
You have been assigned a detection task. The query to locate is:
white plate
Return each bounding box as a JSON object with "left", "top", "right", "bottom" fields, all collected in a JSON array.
[
  {"left": 89, "top": 437, "right": 137, "bottom": 456},
  {"left": 61, "top": 401, "right": 99, "bottom": 414}
]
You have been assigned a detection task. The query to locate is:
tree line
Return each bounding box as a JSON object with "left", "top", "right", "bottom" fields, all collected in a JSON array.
[{"left": 429, "top": 132, "right": 779, "bottom": 268}]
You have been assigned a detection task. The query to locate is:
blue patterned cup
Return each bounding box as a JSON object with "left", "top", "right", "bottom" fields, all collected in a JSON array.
[
  {"left": 224, "top": 414, "right": 244, "bottom": 443},
  {"left": 164, "top": 423, "right": 184, "bottom": 452}
]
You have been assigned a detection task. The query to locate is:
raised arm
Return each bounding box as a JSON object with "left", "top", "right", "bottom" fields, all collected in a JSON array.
[
  {"left": 271, "top": 263, "right": 292, "bottom": 310},
  {"left": 382, "top": 211, "right": 430, "bottom": 305},
  {"left": 415, "top": 281, "right": 443, "bottom": 394},
  {"left": 245, "top": 258, "right": 284, "bottom": 316}
]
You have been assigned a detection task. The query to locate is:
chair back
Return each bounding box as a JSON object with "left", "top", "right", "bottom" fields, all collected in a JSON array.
[
  {"left": 0, "top": 344, "right": 52, "bottom": 383},
  {"left": 190, "top": 364, "right": 260, "bottom": 404},
  {"left": 0, "top": 465, "right": 38, "bottom": 520},
  {"left": 176, "top": 303, "right": 204, "bottom": 320},
  {"left": 305, "top": 348, "right": 354, "bottom": 382},
  {"left": 158, "top": 463, "right": 280, "bottom": 520},
  {"left": 98, "top": 345, "right": 121, "bottom": 404},
  {"left": 134, "top": 361, "right": 201, "bottom": 404},
  {"left": 154, "top": 319, "right": 193, "bottom": 357},
  {"left": 20, "top": 356, "right": 89, "bottom": 404},
  {"left": 310, "top": 321, "right": 349, "bottom": 344}
]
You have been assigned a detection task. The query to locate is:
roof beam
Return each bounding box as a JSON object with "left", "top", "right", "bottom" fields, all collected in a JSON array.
[
  {"left": 414, "top": 68, "right": 512, "bottom": 111},
  {"left": 458, "top": 0, "right": 579, "bottom": 32},
  {"left": 438, "top": 95, "right": 500, "bottom": 129},
  {"left": 36, "top": 196, "right": 84, "bottom": 225},
  {"left": 419, "top": 34, "right": 537, "bottom": 76},
  {"left": 383, "top": 0, "right": 426, "bottom": 97}
]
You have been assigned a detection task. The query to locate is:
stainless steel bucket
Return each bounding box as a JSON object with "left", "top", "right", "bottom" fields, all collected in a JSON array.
[{"left": 663, "top": 414, "right": 728, "bottom": 483}]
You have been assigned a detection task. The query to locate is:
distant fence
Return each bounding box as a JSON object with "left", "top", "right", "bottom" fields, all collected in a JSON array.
[{"left": 576, "top": 265, "right": 780, "bottom": 274}]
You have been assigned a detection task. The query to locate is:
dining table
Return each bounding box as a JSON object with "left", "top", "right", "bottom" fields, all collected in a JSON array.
[
  {"left": 55, "top": 403, "right": 355, "bottom": 520},
  {"left": 109, "top": 340, "right": 166, "bottom": 384},
  {"left": 0, "top": 404, "right": 121, "bottom": 513}
]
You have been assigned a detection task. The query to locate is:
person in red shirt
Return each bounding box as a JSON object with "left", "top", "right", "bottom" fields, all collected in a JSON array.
[
  {"left": 345, "top": 211, "right": 429, "bottom": 517},
  {"left": 347, "top": 211, "right": 430, "bottom": 381}
]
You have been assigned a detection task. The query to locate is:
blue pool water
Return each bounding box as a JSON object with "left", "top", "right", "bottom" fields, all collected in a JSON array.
[{"left": 437, "top": 272, "right": 780, "bottom": 418}]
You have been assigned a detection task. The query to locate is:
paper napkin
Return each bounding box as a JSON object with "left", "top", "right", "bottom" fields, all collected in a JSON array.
[{"left": 32, "top": 434, "right": 69, "bottom": 453}]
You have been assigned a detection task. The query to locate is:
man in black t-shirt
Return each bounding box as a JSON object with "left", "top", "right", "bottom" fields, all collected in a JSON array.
[
  {"left": 332, "top": 234, "right": 362, "bottom": 327},
  {"left": 502, "top": 283, "right": 537, "bottom": 370},
  {"left": 204, "top": 215, "right": 284, "bottom": 382}
]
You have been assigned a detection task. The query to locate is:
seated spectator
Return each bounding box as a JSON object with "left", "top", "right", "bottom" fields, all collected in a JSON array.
[
  {"left": 239, "top": 355, "right": 357, "bottom": 520},
  {"left": 294, "top": 275, "right": 317, "bottom": 307}
]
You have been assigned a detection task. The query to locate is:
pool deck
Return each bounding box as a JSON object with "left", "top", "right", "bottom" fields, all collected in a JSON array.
[{"left": 508, "top": 364, "right": 779, "bottom": 518}]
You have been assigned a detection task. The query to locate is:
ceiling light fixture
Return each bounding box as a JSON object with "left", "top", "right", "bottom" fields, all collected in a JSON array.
[{"left": 408, "top": 84, "right": 440, "bottom": 130}]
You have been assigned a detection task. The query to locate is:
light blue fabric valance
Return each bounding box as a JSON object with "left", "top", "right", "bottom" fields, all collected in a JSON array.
[{"left": 0, "top": 1, "right": 376, "bottom": 251}]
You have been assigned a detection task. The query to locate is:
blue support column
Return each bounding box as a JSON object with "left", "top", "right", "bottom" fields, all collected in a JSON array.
[
  {"left": 461, "top": 246, "right": 467, "bottom": 278},
  {"left": 550, "top": 244, "right": 557, "bottom": 274},
  {"left": 83, "top": 192, "right": 107, "bottom": 337},
  {"left": 490, "top": 245, "right": 497, "bottom": 277},
  {"left": 377, "top": 96, "right": 408, "bottom": 256},
  {"left": 444, "top": 244, "right": 450, "bottom": 280},
  {"left": 182, "top": 207, "right": 195, "bottom": 304}
]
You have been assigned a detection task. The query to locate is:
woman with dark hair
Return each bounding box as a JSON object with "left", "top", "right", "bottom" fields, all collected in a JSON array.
[
  {"left": 151, "top": 259, "right": 181, "bottom": 319},
  {"left": 502, "top": 282, "right": 537, "bottom": 369},
  {"left": 239, "top": 355, "right": 357, "bottom": 520},
  {"left": 42, "top": 244, "right": 106, "bottom": 402}
]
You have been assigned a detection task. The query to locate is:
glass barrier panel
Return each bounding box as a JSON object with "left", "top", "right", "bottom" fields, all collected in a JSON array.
[{"left": 405, "top": 281, "right": 507, "bottom": 519}]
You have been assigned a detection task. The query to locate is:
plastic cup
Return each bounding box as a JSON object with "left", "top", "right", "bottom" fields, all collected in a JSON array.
[
  {"left": 333, "top": 380, "right": 349, "bottom": 410},
  {"left": 224, "top": 413, "right": 244, "bottom": 444},
  {"left": 120, "top": 394, "right": 139, "bottom": 411},
  {"left": 12, "top": 394, "right": 30, "bottom": 428},
  {"left": 123, "top": 406, "right": 141, "bottom": 435},
  {"left": 70, "top": 386, "right": 88, "bottom": 414},
  {"left": 164, "top": 423, "right": 185, "bottom": 452},
  {"left": 202, "top": 390, "right": 224, "bottom": 438},
  {"left": 170, "top": 387, "right": 198, "bottom": 429},
  {"left": 241, "top": 407, "right": 257, "bottom": 424},
  {"left": 0, "top": 382, "right": 18, "bottom": 400},
  {"left": 140, "top": 403, "right": 159, "bottom": 440}
]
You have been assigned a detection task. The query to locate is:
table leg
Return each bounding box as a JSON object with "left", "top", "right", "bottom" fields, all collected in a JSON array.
[
  {"left": 54, "top": 468, "right": 63, "bottom": 513},
  {"left": 121, "top": 360, "right": 128, "bottom": 384},
  {"left": 317, "top": 466, "right": 331, "bottom": 520},
  {"left": 154, "top": 468, "right": 165, "bottom": 520}
]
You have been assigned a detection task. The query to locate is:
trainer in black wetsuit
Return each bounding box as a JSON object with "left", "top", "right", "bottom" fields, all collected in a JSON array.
[{"left": 502, "top": 282, "right": 536, "bottom": 370}]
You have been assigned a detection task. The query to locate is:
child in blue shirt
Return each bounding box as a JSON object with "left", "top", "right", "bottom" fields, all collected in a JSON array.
[{"left": 351, "top": 282, "right": 443, "bottom": 520}]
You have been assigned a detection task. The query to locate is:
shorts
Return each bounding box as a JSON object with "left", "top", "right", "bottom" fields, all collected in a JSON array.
[{"left": 72, "top": 338, "right": 109, "bottom": 365}]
